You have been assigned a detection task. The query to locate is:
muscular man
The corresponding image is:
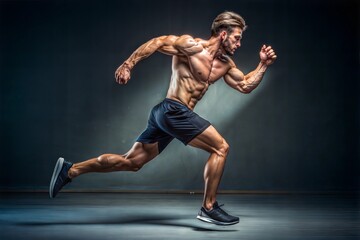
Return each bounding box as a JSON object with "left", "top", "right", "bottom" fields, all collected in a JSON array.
[{"left": 49, "top": 11, "right": 277, "bottom": 225}]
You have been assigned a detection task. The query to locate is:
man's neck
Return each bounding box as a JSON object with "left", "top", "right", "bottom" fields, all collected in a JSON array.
[{"left": 205, "top": 36, "right": 223, "bottom": 57}]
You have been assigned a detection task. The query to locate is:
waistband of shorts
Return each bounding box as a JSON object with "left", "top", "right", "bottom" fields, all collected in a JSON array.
[{"left": 164, "top": 98, "right": 189, "bottom": 109}]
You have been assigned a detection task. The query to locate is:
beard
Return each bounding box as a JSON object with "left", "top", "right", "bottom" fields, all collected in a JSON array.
[
  {"left": 222, "top": 38, "right": 234, "bottom": 56},
  {"left": 225, "top": 48, "right": 234, "bottom": 56}
]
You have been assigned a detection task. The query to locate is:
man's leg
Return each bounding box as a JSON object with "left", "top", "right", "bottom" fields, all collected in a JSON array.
[
  {"left": 188, "top": 125, "right": 229, "bottom": 210},
  {"left": 68, "top": 142, "right": 159, "bottom": 178},
  {"left": 189, "top": 125, "right": 239, "bottom": 225},
  {"left": 189, "top": 126, "right": 229, "bottom": 210},
  {"left": 49, "top": 142, "right": 159, "bottom": 198}
]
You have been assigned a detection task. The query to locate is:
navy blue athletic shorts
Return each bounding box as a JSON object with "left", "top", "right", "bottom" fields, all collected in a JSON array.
[{"left": 136, "top": 98, "right": 211, "bottom": 153}]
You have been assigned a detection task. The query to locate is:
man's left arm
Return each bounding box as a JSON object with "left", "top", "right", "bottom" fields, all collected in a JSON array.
[{"left": 224, "top": 45, "right": 277, "bottom": 93}]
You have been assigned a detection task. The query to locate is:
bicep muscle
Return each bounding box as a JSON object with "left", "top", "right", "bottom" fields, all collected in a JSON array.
[{"left": 224, "top": 68, "right": 249, "bottom": 93}]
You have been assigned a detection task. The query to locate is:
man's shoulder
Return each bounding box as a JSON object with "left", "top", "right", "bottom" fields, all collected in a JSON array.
[
  {"left": 174, "top": 35, "right": 204, "bottom": 54},
  {"left": 177, "top": 35, "right": 206, "bottom": 43},
  {"left": 194, "top": 37, "right": 208, "bottom": 46}
]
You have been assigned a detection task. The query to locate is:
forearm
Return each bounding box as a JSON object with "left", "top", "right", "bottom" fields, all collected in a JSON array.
[
  {"left": 123, "top": 38, "right": 163, "bottom": 69},
  {"left": 243, "top": 62, "right": 268, "bottom": 92},
  {"left": 115, "top": 35, "right": 178, "bottom": 84},
  {"left": 225, "top": 45, "right": 276, "bottom": 93}
]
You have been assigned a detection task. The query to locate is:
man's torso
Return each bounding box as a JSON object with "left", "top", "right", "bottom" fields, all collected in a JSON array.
[{"left": 166, "top": 39, "right": 231, "bottom": 110}]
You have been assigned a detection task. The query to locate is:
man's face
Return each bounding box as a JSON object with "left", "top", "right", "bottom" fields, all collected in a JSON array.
[{"left": 221, "top": 27, "right": 242, "bottom": 56}]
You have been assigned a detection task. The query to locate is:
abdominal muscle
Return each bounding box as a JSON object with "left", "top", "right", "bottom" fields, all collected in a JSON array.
[
  {"left": 166, "top": 75, "right": 209, "bottom": 110},
  {"left": 166, "top": 54, "right": 228, "bottom": 110},
  {"left": 166, "top": 57, "right": 211, "bottom": 110}
]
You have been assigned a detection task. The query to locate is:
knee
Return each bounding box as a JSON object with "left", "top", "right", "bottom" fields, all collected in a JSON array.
[
  {"left": 124, "top": 156, "right": 145, "bottom": 172},
  {"left": 130, "top": 161, "right": 144, "bottom": 172},
  {"left": 216, "top": 139, "right": 230, "bottom": 157}
]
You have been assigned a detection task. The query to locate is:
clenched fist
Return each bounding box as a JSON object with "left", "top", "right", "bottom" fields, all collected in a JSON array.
[
  {"left": 115, "top": 62, "right": 131, "bottom": 84},
  {"left": 260, "top": 45, "right": 277, "bottom": 66}
]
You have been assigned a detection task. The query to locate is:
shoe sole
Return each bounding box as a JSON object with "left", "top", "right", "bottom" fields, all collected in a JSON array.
[
  {"left": 197, "top": 215, "right": 239, "bottom": 226},
  {"left": 49, "top": 157, "right": 64, "bottom": 198}
]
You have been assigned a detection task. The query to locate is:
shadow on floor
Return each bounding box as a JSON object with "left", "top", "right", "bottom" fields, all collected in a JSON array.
[{"left": 16, "top": 214, "right": 238, "bottom": 232}]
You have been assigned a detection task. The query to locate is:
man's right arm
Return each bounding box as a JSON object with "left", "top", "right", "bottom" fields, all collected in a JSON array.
[
  {"left": 115, "top": 34, "right": 203, "bottom": 84},
  {"left": 115, "top": 35, "right": 180, "bottom": 84}
]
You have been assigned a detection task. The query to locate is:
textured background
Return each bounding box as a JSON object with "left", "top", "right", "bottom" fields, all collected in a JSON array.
[{"left": 0, "top": 0, "right": 358, "bottom": 192}]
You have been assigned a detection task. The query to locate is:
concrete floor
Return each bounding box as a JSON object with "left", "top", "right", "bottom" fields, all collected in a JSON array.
[{"left": 0, "top": 193, "right": 358, "bottom": 240}]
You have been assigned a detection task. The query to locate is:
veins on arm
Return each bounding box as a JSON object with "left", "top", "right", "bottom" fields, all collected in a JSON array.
[
  {"left": 123, "top": 34, "right": 201, "bottom": 71},
  {"left": 125, "top": 35, "right": 180, "bottom": 69},
  {"left": 224, "top": 61, "right": 268, "bottom": 94}
]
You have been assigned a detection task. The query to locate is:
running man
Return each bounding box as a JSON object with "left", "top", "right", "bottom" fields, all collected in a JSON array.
[{"left": 50, "top": 11, "right": 277, "bottom": 225}]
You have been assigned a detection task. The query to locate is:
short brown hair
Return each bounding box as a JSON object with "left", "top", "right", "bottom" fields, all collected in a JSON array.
[{"left": 211, "top": 11, "right": 247, "bottom": 36}]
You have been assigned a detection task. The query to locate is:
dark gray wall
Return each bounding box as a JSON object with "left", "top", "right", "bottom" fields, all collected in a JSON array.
[{"left": 0, "top": 0, "right": 358, "bottom": 192}]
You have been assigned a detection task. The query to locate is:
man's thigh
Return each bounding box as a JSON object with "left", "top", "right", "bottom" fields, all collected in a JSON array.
[
  {"left": 188, "top": 125, "right": 226, "bottom": 153},
  {"left": 124, "top": 142, "right": 159, "bottom": 166}
]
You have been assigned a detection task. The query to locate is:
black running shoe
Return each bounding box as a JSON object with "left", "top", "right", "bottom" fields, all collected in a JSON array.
[
  {"left": 49, "top": 157, "right": 73, "bottom": 198},
  {"left": 197, "top": 201, "right": 239, "bottom": 225}
]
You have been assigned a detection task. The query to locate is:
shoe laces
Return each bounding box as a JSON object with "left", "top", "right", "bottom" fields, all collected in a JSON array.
[{"left": 214, "top": 202, "right": 229, "bottom": 216}]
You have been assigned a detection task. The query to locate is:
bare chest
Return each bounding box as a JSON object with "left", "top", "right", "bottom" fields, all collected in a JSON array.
[{"left": 186, "top": 50, "right": 230, "bottom": 84}]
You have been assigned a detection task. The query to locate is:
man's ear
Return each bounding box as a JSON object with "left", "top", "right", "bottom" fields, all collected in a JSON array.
[{"left": 220, "top": 30, "right": 227, "bottom": 42}]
